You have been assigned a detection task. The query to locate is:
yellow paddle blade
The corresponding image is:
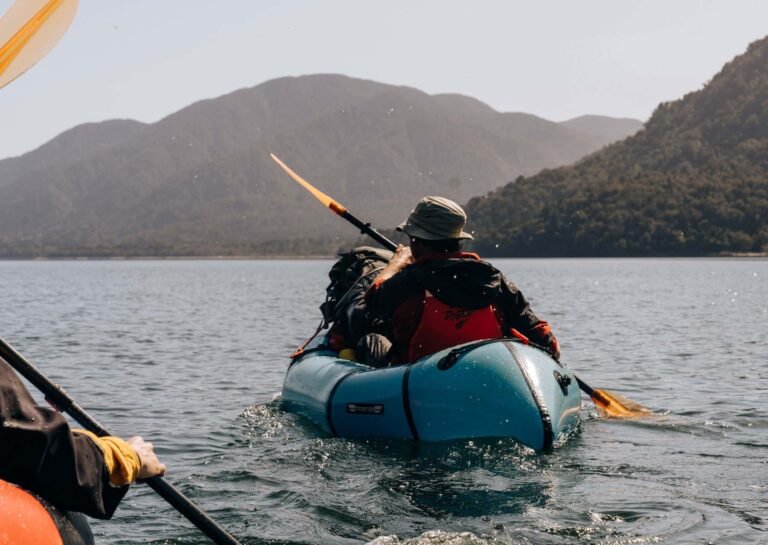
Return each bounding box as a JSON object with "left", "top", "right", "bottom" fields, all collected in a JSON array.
[
  {"left": 270, "top": 153, "right": 348, "bottom": 215},
  {"left": 590, "top": 387, "right": 652, "bottom": 418},
  {"left": 0, "top": 0, "right": 78, "bottom": 89}
]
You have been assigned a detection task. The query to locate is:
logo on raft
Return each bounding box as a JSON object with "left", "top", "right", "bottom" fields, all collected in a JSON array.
[{"left": 347, "top": 403, "right": 385, "bottom": 415}]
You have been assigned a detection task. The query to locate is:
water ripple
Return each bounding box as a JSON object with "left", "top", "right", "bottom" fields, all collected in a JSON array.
[{"left": 1, "top": 259, "right": 766, "bottom": 545}]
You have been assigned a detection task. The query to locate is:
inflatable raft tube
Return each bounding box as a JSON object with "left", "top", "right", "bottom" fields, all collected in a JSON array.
[
  {"left": 0, "top": 479, "right": 93, "bottom": 545},
  {"left": 282, "top": 338, "right": 581, "bottom": 451}
]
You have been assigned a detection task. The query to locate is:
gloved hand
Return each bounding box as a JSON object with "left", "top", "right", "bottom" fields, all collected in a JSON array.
[
  {"left": 529, "top": 321, "right": 560, "bottom": 361},
  {"left": 74, "top": 430, "right": 166, "bottom": 484},
  {"left": 127, "top": 436, "right": 166, "bottom": 481}
]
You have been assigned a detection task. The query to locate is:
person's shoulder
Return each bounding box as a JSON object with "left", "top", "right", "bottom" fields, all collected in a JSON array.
[
  {"left": 467, "top": 254, "right": 502, "bottom": 272},
  {"left": 393, "top": 263, "right": 421, "bottom": 283},
  {"left": 472, "top": 258, "right": 519, "bottom": 291}
]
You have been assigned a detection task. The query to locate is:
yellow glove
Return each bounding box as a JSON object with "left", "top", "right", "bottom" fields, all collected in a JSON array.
[
  {"left": 73, "top": 429, "right": 141, "bottom": 486},
  {"left": 338, "top": 348, "right": 358, "bottom": 361}
]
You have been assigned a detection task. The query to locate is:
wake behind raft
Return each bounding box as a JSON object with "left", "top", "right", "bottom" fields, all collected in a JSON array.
[
  {"left": 281, "top": 249, "right": 581, "bottom": 452},
  {"left": 0, "top": 479, "right": 94, "bottom": 545}
]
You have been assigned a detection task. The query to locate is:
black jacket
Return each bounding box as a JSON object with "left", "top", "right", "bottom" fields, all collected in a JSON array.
[
  {"left": 0, "top": 357, "right": 128, "bottom": 518},
  {"left": 367, "top": 252, "right": 554, "bottom": 360}
]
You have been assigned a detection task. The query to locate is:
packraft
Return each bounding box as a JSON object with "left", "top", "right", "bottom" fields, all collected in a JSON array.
[
  {"left": 282, "top": 248, "right": 581, "bottom": 450},
  {"left": 282, "top": 336, "right": 581, "bottom": 450}
]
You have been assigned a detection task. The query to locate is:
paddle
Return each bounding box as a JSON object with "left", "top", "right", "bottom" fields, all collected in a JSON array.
[
  {"left": 270, "top": 153, "right": 651, "bottom": 419},
  {"left": 1, "top": 5, "right": 244, "bottom": 543},
  {"left": 0, "top": 338, "right": 244, "bottom": 545},
  {"left": 0, "top": 0, "right": 79, "bottom": 89}
]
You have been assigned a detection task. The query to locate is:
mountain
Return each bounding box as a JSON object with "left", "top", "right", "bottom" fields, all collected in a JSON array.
[
  {"left": 0, "top": 120, "right": 146, "bottom": 190},
  {"left": 467, "top": 36, "right": 768, "bottom": 257},
  {"left": 560, "top": 115, "right": 643, "bottom": 142},
  {"left": 0, "top": 74, "right": 639, "bottom": 257}
]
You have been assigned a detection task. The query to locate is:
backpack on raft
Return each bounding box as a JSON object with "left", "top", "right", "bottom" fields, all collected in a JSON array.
[{"left": 320, "top": 246, "right": 393, "bottom": 345}]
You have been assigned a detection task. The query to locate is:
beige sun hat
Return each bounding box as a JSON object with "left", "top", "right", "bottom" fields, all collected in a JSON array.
[{"left": 397, "top": 196, "right": 474, "bottom": 241}]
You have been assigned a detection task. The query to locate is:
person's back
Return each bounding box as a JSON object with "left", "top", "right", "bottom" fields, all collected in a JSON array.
[{"left": 364, "top": 196, "right": 560, "bottom": 365}]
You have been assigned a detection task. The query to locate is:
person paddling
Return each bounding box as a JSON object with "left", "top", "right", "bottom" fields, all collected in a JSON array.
[
  {"left": 0, "top": 354, "right": 166, "bottom": 520},
  {"left": 0, "top": 5, "right": 243, "bottom": 544},
  {"left": 362, "top": 196, "right": 560, "bottom": 366}
]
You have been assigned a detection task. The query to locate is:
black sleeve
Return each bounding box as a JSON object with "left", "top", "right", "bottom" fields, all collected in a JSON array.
[
  {"left": 0, "top": 358, "right": 128, "bottom": 519},
  {"left": 365, "top": 268, "right": 423, "bottom": 320},
  {"left": 497, "top": 275, "right": 544, "bottom": 334}
]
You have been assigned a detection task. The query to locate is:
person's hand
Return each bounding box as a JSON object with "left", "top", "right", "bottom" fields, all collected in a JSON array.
[
  {"left": 371, "top": 244, "right": 414, "bottom": 287},
  {"left": 389, "top": 244, "right": 414, "bottom": 271},
  {"left": 127, "top": 436, "right": 166, "bottom": 480},
  {"left": 528, "top": 321, "right": 560, "bottom": 361}
]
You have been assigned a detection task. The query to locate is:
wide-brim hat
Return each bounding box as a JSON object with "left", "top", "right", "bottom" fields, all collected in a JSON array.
[{"left": 397, "top": 196, "right": 474, "bottom": 241}]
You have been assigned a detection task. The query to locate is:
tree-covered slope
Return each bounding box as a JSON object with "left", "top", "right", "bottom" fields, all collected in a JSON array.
[{"left": 467, "top": 36, "right": 768, "bottom": 256}]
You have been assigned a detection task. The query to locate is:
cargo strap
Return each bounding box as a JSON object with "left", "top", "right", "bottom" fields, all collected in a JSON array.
[{"left": 291, "top": 319, "right": 326, "bottom": 359}]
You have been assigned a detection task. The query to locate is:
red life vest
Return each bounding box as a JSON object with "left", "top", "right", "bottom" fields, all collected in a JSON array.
[{"left": 407, "top": 293, "right": 504, "bottom": 362}]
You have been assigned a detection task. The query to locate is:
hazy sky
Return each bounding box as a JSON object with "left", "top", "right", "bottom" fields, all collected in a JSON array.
[{"left": 1, "top": 1, "right": 767, "bottom": 160}]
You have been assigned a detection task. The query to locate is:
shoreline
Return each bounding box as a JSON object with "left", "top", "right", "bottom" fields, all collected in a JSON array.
[
  {"left": 0, "top": 253, "right": 765, "bottom": 261},
  {"left": 0, "top": 255, "right": 337, "bottom": 261}
]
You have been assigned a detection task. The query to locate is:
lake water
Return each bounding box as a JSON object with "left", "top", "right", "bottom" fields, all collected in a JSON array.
[{"left": 0, "top": 258, "right": 766, "bottom": 545}]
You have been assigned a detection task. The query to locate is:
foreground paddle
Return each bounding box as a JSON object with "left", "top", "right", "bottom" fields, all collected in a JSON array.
[
  {"left": 0, "top": 0, "right": 79, "bottom": 89},
  {"left": 0, "top": 7, "right": 244, "bottom": 541},
  {"left": 270, "top": 153, "right": 651, "bottom": 419},
  {"left": 0, "top": 338, "right": 244, "bottom": 545}
]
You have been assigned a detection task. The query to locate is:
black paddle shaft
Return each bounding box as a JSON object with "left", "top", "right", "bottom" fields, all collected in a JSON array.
[
  {"left": 340, "top": 209, "right": 398, "bottom": 252},
  {"left": 0, "top": 337, "right": 243, "bottom": 545}
]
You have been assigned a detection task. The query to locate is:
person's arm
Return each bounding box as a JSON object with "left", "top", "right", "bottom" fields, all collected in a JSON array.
[
  {"left": 0, "top": 358, "right": 164, "bottom": 519},
  {"left": 370, "top": 244, "right": 413, "bottom": 286},
  {"left": 73, "top": 430, "right": 166, "bottom": 484},
  {"left": 365, "top": 245, "right": 417, "bottom": 319},
  {"left": 499, "top": 278, "right": 560, "bottom": 360}
]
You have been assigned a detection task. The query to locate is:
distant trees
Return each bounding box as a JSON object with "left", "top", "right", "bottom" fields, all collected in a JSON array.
[{"left": 467, "top": 35, "right": 768, "bottom": 257}]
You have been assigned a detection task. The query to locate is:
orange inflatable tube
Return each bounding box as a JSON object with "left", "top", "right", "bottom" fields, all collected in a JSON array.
[{"left": 0, "top": 479, "right": 64, "bottom": 545}]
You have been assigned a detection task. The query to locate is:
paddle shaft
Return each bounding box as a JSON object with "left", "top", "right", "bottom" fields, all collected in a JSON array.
[
  {"left": 338, "top": 209, "right": 398, "bottom": 252},
  {"left": 575, "top": 375, "right": 609, "bottom": 404},
  {"left": 0, "top": 337, "right": 243, "bottom": 545},
  {"left": 575, "top": 376, "right": 596, "bottom": 398}
]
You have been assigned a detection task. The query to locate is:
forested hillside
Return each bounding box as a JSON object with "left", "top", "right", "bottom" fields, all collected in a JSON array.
[
  {"left": 0, "top": 75, "right": 638, "bottom": 258},
  {"left": 467, "top": 36, "right": 768, "bottom": 256}
]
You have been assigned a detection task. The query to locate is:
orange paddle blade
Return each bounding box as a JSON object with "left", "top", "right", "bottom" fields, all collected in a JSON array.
[
  {"left": 270, "top": 153, "right": 348, "bottom": 215},
  {"left": 590, "top": 387, "right": 651, "bottom": 418},
  {"left": 0, "top": 0, "right": 79, "bottom": 89}
]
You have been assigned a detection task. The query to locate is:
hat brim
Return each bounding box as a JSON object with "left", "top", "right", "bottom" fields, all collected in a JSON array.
[{"left": 397, "top": 222, "right": 474, "bottom": 241}]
